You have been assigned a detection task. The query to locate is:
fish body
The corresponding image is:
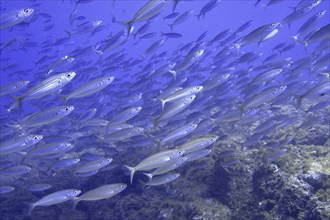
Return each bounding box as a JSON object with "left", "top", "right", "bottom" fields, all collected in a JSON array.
[
  {"left": 74, "top": 158, "right": 112, "bottom": 174},
  {"left": 19, "top": 106, "right": 74, "bottom": 128},
  {"left": 0, "top": 8, "right": 34, "bottom": 29},
  {"left": 16, "top": 72, "right": 76, "bottom": 111},
  {"left": 179, "top": 136, "right": 218, "bottom": 154},
  {"left": 124, "top": 149, "right": 184, "bottom": 183},
  {"left": 27, "top": 189, "right": 81, "bottom": 215},
  {"left": 153, "top": 95, "right": 196, "bottom": 128},
  {"left": 72, "top": 183, "right": 127, "bottom": 209},
  {"left": 145, "top": 173, "right": 180, "bottom": 186},
  {"left": 0, "top": 80, "right": 30, "bottom": 96},
  {"left": 61, "top": 76, "right": 114, "bottom": 102},
  {"left": 0, "top": 134, "right": 43, "bottom": 156}
]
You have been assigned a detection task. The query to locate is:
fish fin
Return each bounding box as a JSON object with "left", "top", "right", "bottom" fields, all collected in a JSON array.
[
  {"left": 124, "top": 20, "right": 133, "bottom": 37},
  {"left": 14, "top": 96, "right": 22, "bottom": 114},
  {"left": 233, "top": 43, "right": 240, "bottom": 54},
  {"left": 124, "top": 165, "right": 135, "bottom": 184},
  {"left": 59, "top": 94, "right": 68, "bottom": 104},
  {"left": 168, "top": 69, "right": 177, "bottom": 80},
  {"left": 260, "top": 4, "right": 267, "bottom": 10},
  {"left": 143, "top": 173, "right": 153, "bottom": 181},
  {"left": 294, "top": 96, "right": 303, "bottom": 108},
  {"left": 150, "top": 117, "right": 160, "bottom": 129},
  {"left": 24, "top": 202, "right": 35, "bottom": 215},
  {"left": 168, "top": 24, "right": 174, "bottom": 32},
  {"left": 290, "top": 35, "right": 299, "bottom": 43},
  {"left": 72, "top": 198, "right": 79, "bottom": 210},
  {"left": 159, "top": 99, "right": 166, "bottom": 110}
]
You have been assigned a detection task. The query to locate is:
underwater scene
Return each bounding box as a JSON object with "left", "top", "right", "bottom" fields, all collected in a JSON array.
[{"left": 0, "top": 0, "right": 329, "bottom": 219}]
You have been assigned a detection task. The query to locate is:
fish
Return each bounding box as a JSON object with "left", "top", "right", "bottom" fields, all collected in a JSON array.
[
  {"left": 160, "top": 122, "right": 198, "bottom": 145},
  {"left": 110, "top": 107, "right": 142, "bottom": 124},
  {"left": 0, "top": 134, "right": 43, "bottom": 156},
  {"left": 168, "top": 10, "right": 194, "bottom": 31},
  {"left": 72, "top": 183, "right": 127, "bottom": 209},
  {"left": 282, "top": 0, "right": 322, "bottom": 28},
  {"left": 152, "top": 94, "right": 196, "bottom": 128},
  {"left": 0, "top": 80, "right": 30, "bottom": 96},
  {"left": 185, "top": 149, "right": 212, "bottom": 162},
  {"left": 2, "top": 165, "right": 32, "bottom": 176},
  {"left": 197, "top": 0, "right": 221, "bottom": 20},
  {"left": 0, "top": 186, "right": 15, "bottom": 194},
  {"left": 14, "top": 72, "right": 76, "bottom": 112},
  {"left": 74, "top": 158, "right": 112, "bottom": 174},
  {"left": 60, "top": 76, "right": 114, "bottom": 103},
  {"left": 179, "top": 136, "right": 218, "bottom": 154},
  {"left": 145, "top": 173, "right": 180, "bottom": 186},
  {"left": 124, "top": 149, "right": 184, "bottom": 184},
  {"left": 27, "top": 183, "right": 52, "bottom": 192},
  {"left": 0, "top": 8, "right": 34, "bottom": 29},
  {"left": 13, "top": 105, "right": 74, "bottom": 129},
  {"left": 143, "top": 157, "right": 187, "bottom": 180},
  {"left": 291, "top": 10, "right": 326, "bottom": 41},
  {"left": 27, "top": 189, "right": 81, "bottom": 215},
  {"left": 51, "top": 158, "right": 80, "bottom": 170},
  {"left": 159, "top": 86, "right": 203, "bottom": 110},
  {"left": 168, "top": 49, "right": 204, "bottom": 80},
  {"left": 125, "top": 0, "right": 170, "bottom": 35},
  {"left": 234, "top": 22, "right": 282, "bottom": 49}
]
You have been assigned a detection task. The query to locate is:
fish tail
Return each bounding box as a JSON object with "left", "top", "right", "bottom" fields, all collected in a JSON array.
[
  {"left": 143, "top": 173, "right": 153, "bottom": 181},
  {"left": 233, "top": 43, "right": 240, "bottom": 54},
  {"left": 168, "top": 69, "right": 177, "bottom": 80},
  {"left": 168, "top": 24, "right": 173, "bottom": 32},
  {"left": 124, "top": 165, "right": 135, "bottom": 184},
  {"left": 159, "top": 99, "right": 166, "bottom": 110},
  {"left": 294, "top": 95, "right": 303, "bottom": 108},
  {"left": 59, "top": 94, "right": 68, "bottom": 104},
  {"left": 64, "top": 30, "right": 72, "bottom": 38},
  {"left": 24, "top": 202, "right": 35, "bottom": 215},
  {"left": 151, "top": 117, "right": 160, "bottom": 129},
  {"left": 196, "top": 14, "right": 201, "bottom": 20},
  {"left": 125, "top": 20, "right": 133, "bottom": 36},
  {"left": 290, "top": 35, "right": 299, "bottom": 43},
  {"left": 15, "top": 96, "right": 22, "bottom": 114}
]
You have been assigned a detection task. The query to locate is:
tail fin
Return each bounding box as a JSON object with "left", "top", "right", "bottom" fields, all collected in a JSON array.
[
  {"left": 125, "top": 20, "right": 133, "bottom": 37},
  {"left": 15, "top": 96, "right": 22, "bottom": 114},
  {"left": 124, "top": 165, "right": 135, "bottom": 184},
  {"left": 168, "top": 24, "right": 174, "bottom": 32},
  {"left": 24, "top": 202, "right": 35, "bottom": 215},
  {"left": 59, "top": 94, "right": 68, "bottom": 104},
  {"left": 143, "top": 173, "right": 153, "bottom": 181},
  {"left": 159, "top": 99, "right": 166, "bottom": 110},
  {"left": 151, "top": 117, "right": 160, "bottom": 129},
  {"left": 290, "top": 35, "right": 299, "bottom": 43},
  {"left": 168, "top": 69, "right": 177, "bottom": 81}
]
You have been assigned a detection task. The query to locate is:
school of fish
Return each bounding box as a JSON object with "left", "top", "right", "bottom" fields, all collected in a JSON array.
[{"left": 0, "top": 0, "right": 329, "bottom": 216}]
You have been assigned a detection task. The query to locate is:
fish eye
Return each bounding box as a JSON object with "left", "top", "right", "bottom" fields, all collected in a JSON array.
[
  {"left": 74, "top": 190, "right": 79, "bottom": 194},
  {"left": 33, "top": 136, "right": 38, "bottom": 140},
  {"left": 107, "top": 77, "right": 112, "bottom": 80},
  {"left": 272, "top": 23, "right": 276, "bottom": 27},
  {"left": 66, "top": 73, "right": 71, "bottom": 77},
  {"left": 64, "top": 107, "right": 69, "bottom": 111},
  {"left": 280, "top": 86, "right": 285, "bottom": 90},
  {"left": 120, "top": 185, "right": 125, "bottom": 189},
  {"left": 24, "top": 8, "right": 30, "bottom": 13}
]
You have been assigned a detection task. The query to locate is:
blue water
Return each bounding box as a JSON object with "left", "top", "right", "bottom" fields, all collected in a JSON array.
[{"left": 0, "top": 0, "right": 329, "bottom": 219}]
